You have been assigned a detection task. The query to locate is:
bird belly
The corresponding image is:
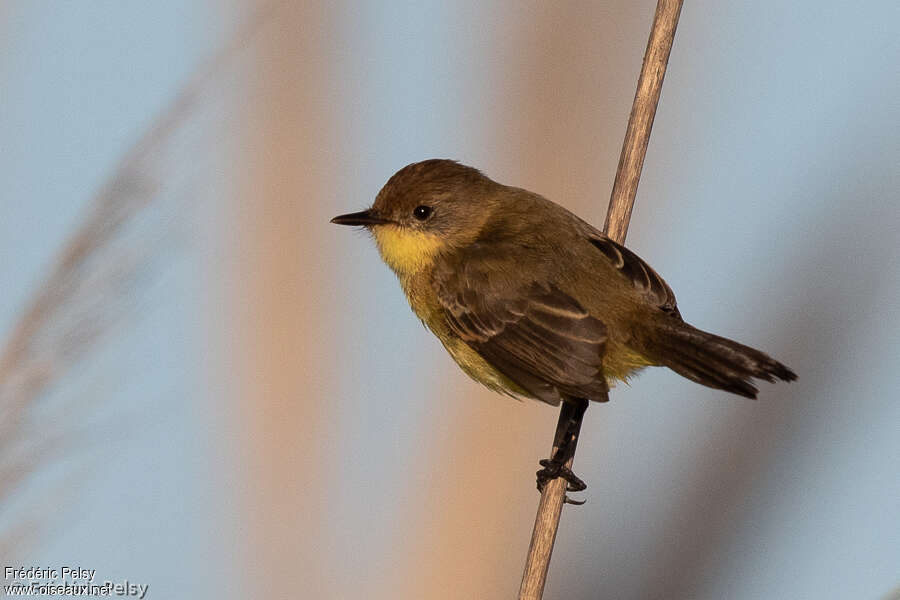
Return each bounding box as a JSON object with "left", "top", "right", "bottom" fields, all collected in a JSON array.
[
  {"left": 442, "top": 331, "right": 649, "bottom": 398},
  {"left": 440, "top": 335, "right": 533, "bottom": 399},
  {"left": 400, "top": 277, "right": 532, "bottom": 399}
]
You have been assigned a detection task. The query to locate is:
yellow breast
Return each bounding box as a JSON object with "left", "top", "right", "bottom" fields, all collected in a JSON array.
[
  {"left": 372, "top": 224, "right": 445, "bottom": 277},
  {"left": 397, "top": 269, "right": 533, "bottom": 400}
]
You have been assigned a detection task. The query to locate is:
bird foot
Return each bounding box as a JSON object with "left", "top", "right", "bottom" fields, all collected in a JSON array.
[{"left": 536, "top": 458, "right": 587, "bottom": 505}]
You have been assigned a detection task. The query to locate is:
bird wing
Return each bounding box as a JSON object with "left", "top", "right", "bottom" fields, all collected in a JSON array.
[
  {"left": 586, "top": 234, "right": 681, "bottom": 317},
  {"left": 432, "top": 247, "right": 609, "bottom": 405}
]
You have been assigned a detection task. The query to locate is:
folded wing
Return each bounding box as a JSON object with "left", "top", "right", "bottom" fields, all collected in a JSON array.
[{"left": 433, "top": 250, "right": 608, "bottom": 405}]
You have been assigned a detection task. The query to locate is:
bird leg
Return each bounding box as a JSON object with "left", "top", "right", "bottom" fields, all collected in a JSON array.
[{"left": 536, "top": 397, "right": 589, "bottom": 505}]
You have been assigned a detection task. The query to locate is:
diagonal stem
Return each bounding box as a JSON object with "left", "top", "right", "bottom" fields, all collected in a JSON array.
[{"left": 518, "top": 2, "right": 683, "bottom": 598}]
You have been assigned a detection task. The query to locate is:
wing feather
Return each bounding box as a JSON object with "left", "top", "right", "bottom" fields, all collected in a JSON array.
[
  {"left": 588, "top": 236, "right": 681, "bottom": 317},
  {"left": 434, "top": 252, "right": 609, "bottom": 405}
]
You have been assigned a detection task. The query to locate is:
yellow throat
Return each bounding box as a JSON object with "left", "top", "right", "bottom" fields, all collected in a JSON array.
[{"left": 373, "top": 224, "right": 445, "bottom": 278}]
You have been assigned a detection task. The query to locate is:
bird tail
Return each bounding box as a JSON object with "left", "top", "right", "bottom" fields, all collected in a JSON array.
[{"left": 644, "top": 319, "right": 797, "bottom": 399}]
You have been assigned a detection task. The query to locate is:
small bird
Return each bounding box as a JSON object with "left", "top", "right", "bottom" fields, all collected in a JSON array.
[{"left": 332, "top": 159, "right": 796, "bottom": 496}]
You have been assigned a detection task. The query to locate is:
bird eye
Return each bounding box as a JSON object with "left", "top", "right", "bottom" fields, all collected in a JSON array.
[{"left": 413, "top": 205, "right": 433, "bottom": 221}]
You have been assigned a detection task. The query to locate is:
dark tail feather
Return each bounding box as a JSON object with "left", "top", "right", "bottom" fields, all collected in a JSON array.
[{"left": 646, "top": 320, "right": 797, "bottom": 399}]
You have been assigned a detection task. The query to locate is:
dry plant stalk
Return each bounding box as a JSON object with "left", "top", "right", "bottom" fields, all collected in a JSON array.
[
  {"left": 0, "top": 4, "right": 276, "bottom": 555},
  {"left": 518, "top": 1, "right": 684, "bottom": 598}
]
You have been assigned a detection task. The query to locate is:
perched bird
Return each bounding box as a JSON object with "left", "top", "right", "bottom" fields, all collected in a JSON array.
[{"left": 332, "top": 159, "right": 796, "bottom": 495}]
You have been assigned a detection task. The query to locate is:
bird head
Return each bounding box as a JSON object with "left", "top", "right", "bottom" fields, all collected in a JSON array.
[{"left": 331, "top": 159, "right": 495, "bottom": 277}]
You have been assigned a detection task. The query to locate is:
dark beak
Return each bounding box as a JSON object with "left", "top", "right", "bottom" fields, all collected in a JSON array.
[{"left": 330, "top": 209, "right": 392, "bottom": 226}]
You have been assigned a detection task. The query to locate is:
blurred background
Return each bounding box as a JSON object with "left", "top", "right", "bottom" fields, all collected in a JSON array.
[{"left": 1, "top": 1, "right": 898, "bottom": 599}]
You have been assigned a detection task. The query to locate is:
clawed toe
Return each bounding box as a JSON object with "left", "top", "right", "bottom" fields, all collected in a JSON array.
[{"left": 536, "top": 458, "right": 588, "bottom": 504}]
